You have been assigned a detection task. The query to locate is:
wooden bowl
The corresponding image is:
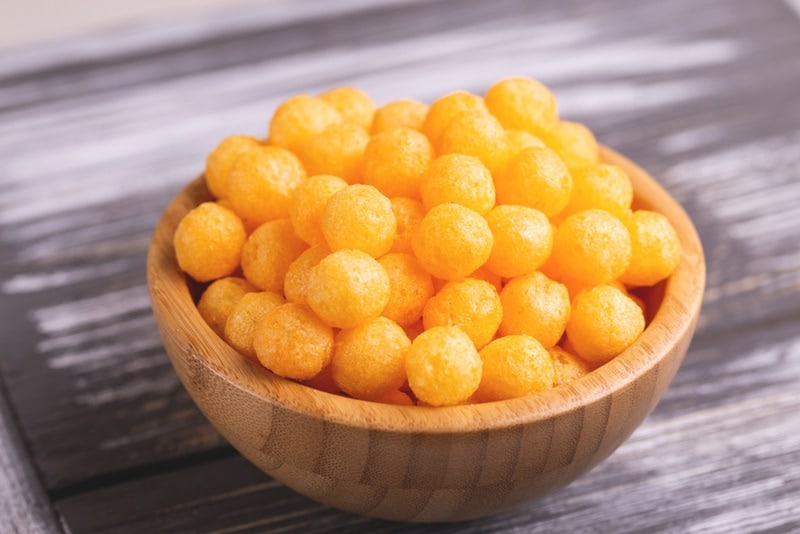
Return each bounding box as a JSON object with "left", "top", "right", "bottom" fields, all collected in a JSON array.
[{"left": 147, "top": 147, "right": 704, "bottom": 523}]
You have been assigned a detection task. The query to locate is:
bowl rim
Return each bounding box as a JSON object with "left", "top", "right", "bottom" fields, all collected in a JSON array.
[{"left": 147, "top": 146, "right": 705, "bottom": 434}]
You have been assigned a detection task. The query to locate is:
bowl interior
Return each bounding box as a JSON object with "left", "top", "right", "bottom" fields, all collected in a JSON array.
[{"left": 147, "top": 146, "right": 705, "bottom": 433}]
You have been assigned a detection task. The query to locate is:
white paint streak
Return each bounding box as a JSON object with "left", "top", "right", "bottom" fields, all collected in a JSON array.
[
  {"left": 656, "top": 123, "right": 726, "bottom": 155},
  {"left": 785, "top": 0, "right": 800, "bottom": 18},
  {"left": 30, "top": 285, "right": 151, "bottom": 334},
  {"left": 76, "top": 373, "right": 177, "bottom": 407},
  {"left": 47, "top": 338, "right": 161, "bottom": 371},
  {"left": 2, "top": 258, "right": 133, "bottom": 294}
]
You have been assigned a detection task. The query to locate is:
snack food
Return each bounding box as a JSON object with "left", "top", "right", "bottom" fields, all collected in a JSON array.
[{"left": 177, "top": 77, "right": 682, "bottom": 406}]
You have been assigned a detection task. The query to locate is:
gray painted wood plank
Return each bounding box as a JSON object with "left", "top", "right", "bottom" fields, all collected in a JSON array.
[
  {"left": 0, "top": 0, "right": 797, "bottom": 530},
  {"left": 0, "top": 0, "right": 798, "bottom": 490},
  {"left": 54, "top": 317, "right": 800, "bottom": 532}
]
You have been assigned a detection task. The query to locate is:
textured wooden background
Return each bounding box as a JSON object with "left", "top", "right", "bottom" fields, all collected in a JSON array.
[{"left": 1, "top": 0, "right": 799, "bottom": 531}]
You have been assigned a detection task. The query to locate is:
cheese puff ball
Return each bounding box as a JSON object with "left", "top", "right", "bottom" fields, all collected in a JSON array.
[
  {"left": 506, "top": 129, "right": 546, "bottom": 156},
  {"left": 240, "top": 219, "right": 308, "bottom": 292},
  {"left": 542, "top": 120, "right": 599, "bottom": 172},
  {"left": 331, "top": 317, "right": 411, "bottom": 400},
  {"left": 378, "top": 253, "right": 435, "bottom": 327},
  {"left": 306, "top": 249, "right": 391, "bottom": 329},
  {"left": 403, "top": 320, "right": 425, "bottom": 341},
  {"left": 620, "top": 210, "right": 682, "bottom": 287},
  {"left": 319, "top": 86, "right": 375, "bottom": 130},
  {"left": 371, "top": 99, "right": 429, "bottom": 134},
  {"left": 423, "top": 90, "right": 488, "bottom": 147},
  {"left": 389, "top": 197, "right": 425, "bottom": 253},
  {"left": 469, "top": 266, "right": 503, "bottom": 293},
  {"left": 362, "top": 128, "right": 434, "bottom": 198},
  {"left": 495, "top": 147, "right": 573, "bottom": 217},
  {"left": 322, "top": 184, "right": 396, "bottom": 257},
  {"left": 438, "top": 110, "right": 509, "bottom": 175},
  {"left": 268, "top": 94, "right": 342, "bottom": 154},
  {"left": 420, "top": 154, "right": 495, "bottom": 214},
  {"left": 549, "top": 346, "right": 592, "bottom": 386},
  {"left": 302, "top": 123, "right": 369, "bottom": 184},
  {"left": 372, "top": 389, "right": 415, "bottom": 406},
  {"left": 499, "top": 271, "right": 570, "bottom": 347},
  {"left": 205, "top": 135, "right": 261, "bottom": 199},
  {"left": 561, "top": 163, "right": 633, "bottom": 220},
  {"left": 550, "top": 209, "right": 632, "bottom": 285},
  {"left": 227, "top": 145, "right": 306, "bottom": 227},
  {"left": 283, "top": 244, "right": 330, "bottom": 305},
  {"left": 477, "top": 335, "right": 554, "bottom": 401},
  {"left": 484, "top": 76, "right": 559, "bottom": 138},
  {"left": 484, "top": 205, "right": 553, "bottom": 278},
  {"left": 253, "top": 302, "right": 334, "bottom": 380},
  {"left": 411, "top": 203, "right": 493, "bottom": 281},
  {"left": 501, "top": 129, "right": 546, "bottom": 172},
  {"left": 422, "top": 278, "right": 502, "bottom": 349},
  {"left": 174, "top": 202, "right": 246, "bottom": 282},
  {"left": 406, "top": 326, "right": 482, "bottom": 406},
  {"left": 566, "top": 285, "right": 645, "bottom": 365},
  {"left": 224, "top": 291, "right": 285, "bottom": 360},
  {"left": 197, "top": 277, "right": 256, "bottom": 337},
  {"left": 288, "top": 174, "right": 348, "bottom": 245}
]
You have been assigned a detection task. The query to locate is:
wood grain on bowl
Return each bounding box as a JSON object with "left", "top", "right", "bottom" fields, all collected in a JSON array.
[{"left": 146, "top": 146, "right": 704, "bottom": 522}]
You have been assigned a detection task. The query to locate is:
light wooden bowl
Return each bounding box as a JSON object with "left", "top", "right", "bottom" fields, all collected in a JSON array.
[{"left": 147, "top": 147, "right": 704, "bottom": 523}]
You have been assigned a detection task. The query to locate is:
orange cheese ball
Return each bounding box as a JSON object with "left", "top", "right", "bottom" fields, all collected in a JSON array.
[
  {"left": 389, "top": 197, "right": 425, "bottom": 254},
  {"left": 224, "top": 291, "right": 285, "bottom": 360},
  {"left": 484, "top": 205, "right": 553, "bottom": 278},
  {"left": 322, "top": 184, "right": 396, "bottom": 257},
  {"left": 268, "top": 94, "right": 342, "bottom": 154},
  {"left": 561, "top": 163, "right": 633, "bottom": 220},
  {"left": 253, "top": 302, "right": 334, "bottom": 380},
  {"left": 197, "top": 277, "right": 256, "bottom": 337},
  {"left": 476, "top": 335, "right": 554, "bottom": 401},
  {"left": 362, "top": 128, "right": 434, "bottom": 198},
  {"left": 620, "top": 210, "right": 682, "bottom": 287},
  {"left": 501, "top": 129, "right": 546, "bottom": 172},
  {"left": 283, "top": 244, "right": 330, "bottom": 305},
  {"left": 371, "top": 98, "right": 429, "bottom": 134},
  {"left": 227, "top": 145, "right": 306, "bottom": 227},
  {"left": 306, "top": 249, "right": 391, "bottom": 329},
  {"left": 469, "top": 266, "right": 504, "bottom": 293},
  {"left": 549, "top": 345, "right": 593, "bottom": 386},
  {"left": 405, "top": 326, "right": 482, "bottom": 406},
  {"left": 174, "top": 202, "right": 246, "bottom": 282},
  {"left": 302, "top": 123, "right": 369, "bottom": 184},
  {"left": 420, "top": 154, "right": 495, "bottom": 214},
  {"left": 331, "top": 317, "right": 411, "bottom": 400},
  {"left": 423, "top": 90, "right": 488, "bottom": 147},
  {"left": 542, "top": 120, "right": 599, "bottom": 172},
  {"left": 240, "top": 218, "right": 308, "bottom": 292},
  {"left": 402, "top": 320, "right": 425, "bottom": 341},
  {"left": 205, "top": 135, "right": 261, "bottom": 199},
  {"left": 484, "top": 76, "right": 559, "bottom": 138},
  {"left": 319, "top": 86, "right": 375, "bottom": 130},
  {"left": 379, "top": 253, "right": 435, "bottom": 327},
  {"left": 411, "top": 203, "right": 493, "bottom": 281},
  {"left": 499, "top": 271, "right": 570, "bottom": 347},
  {"left": 422, "top": 278, "right": 502, "bottom": 349},
  {"left": 566, "top": 285, "right": 645, "bottom": 365},
  {"left": 438, "top": 110, "right": 509, "bottom": 175},
  {"left": 550, "top": 209, "right": 632, "bottom": 285},
  {"left": 495, "top": 147, "right": 573, "bottom": 217},
  {"left": 505, "top": 129, "right": 546, "bottom": 156},
  {"left": 288, "top": 174, "right": 348, "bottom": 245}
]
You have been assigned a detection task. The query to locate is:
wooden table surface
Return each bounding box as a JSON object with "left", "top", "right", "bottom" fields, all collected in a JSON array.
[{"left": 1, "top": 0, "right": 799, "bottom": 532}]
